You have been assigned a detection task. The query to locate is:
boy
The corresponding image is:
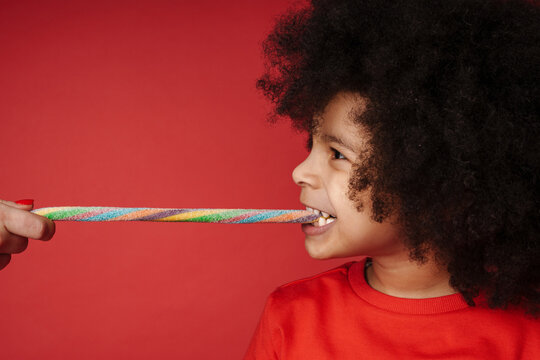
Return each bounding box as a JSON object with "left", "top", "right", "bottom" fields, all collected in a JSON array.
[{"left": 244, "top": 0, "right": 539, "bottom": 358}]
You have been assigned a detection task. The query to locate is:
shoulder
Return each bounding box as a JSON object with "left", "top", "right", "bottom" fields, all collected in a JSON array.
[
  {"left": 276, "top": 261, "right": 356, "bottom": 293},
  {"left": 266, "top": 261, "right": 358, "bottom": 310}
]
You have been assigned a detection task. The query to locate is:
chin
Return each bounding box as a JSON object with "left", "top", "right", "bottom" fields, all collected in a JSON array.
[
  {"left": 304, "top": 241, "right": 334, "bottom": 260},
  {"left": 307, "top": 252, "right": 332, "bottom": 260}
]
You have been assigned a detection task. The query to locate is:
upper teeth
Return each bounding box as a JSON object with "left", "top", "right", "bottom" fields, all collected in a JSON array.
[{"left": 306, "top": 207, "right": 335, "bottom": 220}]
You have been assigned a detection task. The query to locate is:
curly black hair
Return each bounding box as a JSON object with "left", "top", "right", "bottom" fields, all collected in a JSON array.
[{"left": 257, "top": 0, "right": 540, "bottom": 315}]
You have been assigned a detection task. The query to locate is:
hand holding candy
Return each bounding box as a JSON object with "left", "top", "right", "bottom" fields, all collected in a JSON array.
[
  {"left": 0, "top": 203, "right": 316, "bottom": 272},
  {"left": 0, "top": 199, "right": 55, "bottom": 271}
]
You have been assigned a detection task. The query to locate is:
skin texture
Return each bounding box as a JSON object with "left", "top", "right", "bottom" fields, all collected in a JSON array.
[
  {"left": 293, "top": 92, "right": 455, "bottom": 298},
  {"left": 0, "top": 200, "right": 55, "bottom": 270}
]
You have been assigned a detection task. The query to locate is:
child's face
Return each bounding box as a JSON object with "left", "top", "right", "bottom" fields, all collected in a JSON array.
[{"left": 293, "top": 92, "right": 404, "bottom": 260}]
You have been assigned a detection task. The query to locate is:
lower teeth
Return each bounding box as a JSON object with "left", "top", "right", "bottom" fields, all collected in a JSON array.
[{"left": 315, "top": 217, "right": 336, "bottom": 226}]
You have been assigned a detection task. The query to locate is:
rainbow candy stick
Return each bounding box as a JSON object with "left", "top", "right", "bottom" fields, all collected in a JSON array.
[{"left": 31, "top": 207, "right": 320, "bottom": 224}]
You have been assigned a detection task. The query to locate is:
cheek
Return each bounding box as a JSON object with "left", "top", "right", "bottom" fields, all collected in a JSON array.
[
  {"left": 330, "top": 170, "right": 357, "bottom": 203},
  {"left": 340, "top": 208, "right": 374, "bottom": 238},
  {"left": 336, "top": 191, "right": 379, "bottom": 243},
  {"left": 340, "top": 184, "right": 372, "bottom": 218}
]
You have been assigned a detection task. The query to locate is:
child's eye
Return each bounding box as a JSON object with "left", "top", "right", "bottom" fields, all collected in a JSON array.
[{"left": 331, "top": 148, "right": 346, "bottom": 160}]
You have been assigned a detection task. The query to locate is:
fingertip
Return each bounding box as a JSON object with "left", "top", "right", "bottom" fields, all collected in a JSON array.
[
  {"left": 41, "top": 219, "right": 56, "bottom": 241},
  {"left": 0, "top": 199, "right": 34, "bottom": 211},
  {"left": 46, "top": 219, "right": 56, "bottom": 240},
  {"left": 18, "top": 204, "right": 34, "bottom": 211},
  {"left": 15, "top": 199, "right": 34, "bottom": 211},
  {"left": 0, "top": 254, "right": 12, "bottom": 271},
  {"left": 11, "top": 238, "right": 29, "bottom": 254}
]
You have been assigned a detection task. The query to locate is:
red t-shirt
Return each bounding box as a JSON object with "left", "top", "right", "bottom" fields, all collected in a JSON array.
[{"left": 244, "top": 258, "right": 539, "bottom": 359}]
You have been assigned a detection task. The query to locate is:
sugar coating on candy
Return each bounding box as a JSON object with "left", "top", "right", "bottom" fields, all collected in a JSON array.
[{"left": 31, "top": 207, "right": 320, "bottom": 223}]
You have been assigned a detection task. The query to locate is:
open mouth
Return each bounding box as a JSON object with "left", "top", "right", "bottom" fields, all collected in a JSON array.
[{"left": 306, "top": 206, "right": 337, "bottom": 227}]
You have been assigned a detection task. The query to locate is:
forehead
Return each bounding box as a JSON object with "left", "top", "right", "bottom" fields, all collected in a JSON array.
[{"left": 311, "top": 92, "right": 368, "bottom": 151}]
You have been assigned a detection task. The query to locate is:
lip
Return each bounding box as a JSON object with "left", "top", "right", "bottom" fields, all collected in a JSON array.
[{"left": 301, "top": 218, "right": 336, "bottom": 236}]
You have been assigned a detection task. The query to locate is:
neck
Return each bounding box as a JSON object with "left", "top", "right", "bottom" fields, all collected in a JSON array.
[{"left": 365, "top": 251, "right": 456, "bottom": 299}]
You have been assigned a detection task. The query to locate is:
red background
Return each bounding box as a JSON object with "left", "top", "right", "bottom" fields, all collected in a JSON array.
[{"left": 0, "top": 0, "right": 351, "bottom": 358}]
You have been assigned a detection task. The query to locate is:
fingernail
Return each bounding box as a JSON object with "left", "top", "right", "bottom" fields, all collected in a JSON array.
[{"left": 15, "top": 199, "right": 34, "bottom": 205}]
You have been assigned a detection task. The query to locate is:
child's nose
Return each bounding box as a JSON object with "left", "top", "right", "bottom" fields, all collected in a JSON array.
[{"left": 292, "top": 154, "right": 320, "bottom": 188}]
